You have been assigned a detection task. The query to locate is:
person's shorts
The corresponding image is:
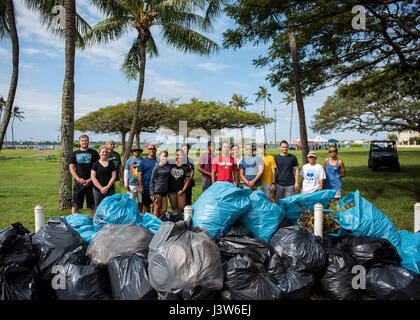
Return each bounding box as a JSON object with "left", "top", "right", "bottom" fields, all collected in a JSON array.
[
  {"left": 262, "top": 184, "right": 273, "bottom": 198},
  {"left": 142, "top": 189, "right": 153, "bottom": 207},
  {"left": 202, "top": 178, "right": 212, "bottom": 192},
  {"left": 128, "top": 185, "right": 142, "bottom": 203},
  {"left": 274, "top": 184, "right": 296, "bottom": 204},
  {"left": 72, "top": 182, "right": 94, "bottom": 210},
  {"left": 155, "top": 192, "right": 168, "bottom": 197}
]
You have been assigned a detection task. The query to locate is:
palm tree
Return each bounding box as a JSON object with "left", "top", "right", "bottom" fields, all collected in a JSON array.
[
  {"left": 0, "top": 0, "right": 19, "bottom": 151},
  {"left": 283, "top": 89, "right": 295, "bottom": 145},
  {"left": 0, "top": 96, "right": 5, "bottom": 123},
  {"left": 10, "top": 105, "right": 24, "bottom": 147},
  {"left": 85, "top": 0, "right": 223, "bottom": 164},
  {"left": 19, "top": 1, "right": 91, "bottom": 209},
  {"left": 230, "top": 93, "right": 251, "bottom": 147},
  {"left": 255, "top": 86, "right": 272, "bottom": 143}
]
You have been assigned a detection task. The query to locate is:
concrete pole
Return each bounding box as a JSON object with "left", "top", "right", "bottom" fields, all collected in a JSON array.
[
  {"left": 314, "top": 203, "right": 323, "bottom": 239},
  {"left": 34, "top": 205, "right": 45, "bottom": 233},
  {"left": 415, "top": 203, "right": 420, "bottom": 233}
]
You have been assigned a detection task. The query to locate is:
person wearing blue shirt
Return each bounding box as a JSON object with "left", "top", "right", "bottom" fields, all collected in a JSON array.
[
  {"left": 239, "top": 143, "right": 264, "bottom": 192},
  {"left": 124, "top": 145, "right": 143, "bottom": 212},
  {"left": 138, "top": 144, "right": 158, "bottom": 213}
]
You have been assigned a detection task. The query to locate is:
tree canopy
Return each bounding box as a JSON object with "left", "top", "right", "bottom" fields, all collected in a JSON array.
[
  {"left": 311, "top": 70, "right": 420, "bottom": 135},
  {"left": 164, "top": 100, "right": 272, "bottom": 137}
]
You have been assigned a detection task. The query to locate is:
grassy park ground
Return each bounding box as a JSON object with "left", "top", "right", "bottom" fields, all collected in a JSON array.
[{"left": 0, "top": 146, "right": 419, "bottom": 233}]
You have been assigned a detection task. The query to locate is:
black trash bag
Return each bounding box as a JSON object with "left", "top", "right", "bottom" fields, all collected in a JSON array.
[
  {"left": 182, "top": 285, "right": 218, "bottom": 300},
  {"left": 340, "top": 236, "right": 402, "bottom": 268},
  {"left": 160, "top": 211, "right": 184, "bottom": 223},
  {"left": 222, "top": 254, "right": 281, "bottom": 300},
  {"left": 148, "top": 220, "right": 223, "bottom": 294},
  {"left": 158, "top": 291, "right": 183, "bottom": 300},
  {"left": 87, "top": 224, "right": 154, "bottom": 266},
  {"left": 366, "top": 264, "right": 420, "bottom": 300},
  {"left": 267, "top": 254, "right": 314, "bottom": 300},
  {"left": 54, "top": 246, "right": 110, "bottom": 300},
  {"left": 318, "top": 236, "right": 360, "bottom": 300},
  {"left": 0, "top": 222, "right": 35, "bottom": 268},
  {"left": 108, "top": 252, "right": 156, "bottom": 300},
  {"left": 0, "top": 263, "right": 37, "bottom": 300},
  {"left": 220, "top": 222, "right": 252, "bottom": 238},
  {"left": 32, "top": 217, "right": 82, "bottom": 283},
  {"left": 269, "top": 225, "right": 326, "bottom": 275},
  {"left": 217, "top": 236, "right": 275, "bottom": 265}
]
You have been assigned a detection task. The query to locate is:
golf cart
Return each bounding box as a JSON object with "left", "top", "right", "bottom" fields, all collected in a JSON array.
[{"left": 368, "top": 140, "right": 400, "bottom": 172}]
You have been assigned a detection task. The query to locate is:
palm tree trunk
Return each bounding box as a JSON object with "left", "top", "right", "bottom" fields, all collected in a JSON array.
[
  {"left": 289, "top": 101, "right": 293, "bottom": 144},
  {"left": 135, "top": 131, "right": 140, "bottom": 146},
  {"left": 121, "top": 131, "right": 127, "bottom": 156},
  {"left": 124, "top": 32, "right": 146, "bottom": 164},
  {"left": 288, "top": 29, "right": 309, "bottom": 165},
  {"left": 59, "top": 0, "right": 76, "bottom": 210},
  {"left": 0, "top": 0, "right": 19, "bottom": 151}
]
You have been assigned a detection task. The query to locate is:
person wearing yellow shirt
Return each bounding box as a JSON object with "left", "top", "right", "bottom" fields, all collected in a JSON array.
[{"left": 257, "top": 143, "right": 277, "bottom": 200}]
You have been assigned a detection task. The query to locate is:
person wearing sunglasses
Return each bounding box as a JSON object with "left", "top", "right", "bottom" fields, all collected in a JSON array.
[
  {"left": 239, "top": 143, "right": 264, "bottom": 192},
  {"left": 124, "top": 145, "right": 144, "bottom": 212},
  {"left": 138, "top": 144, "right": 158, "bottom": 213},
  {"left": 323, "top": 146, "right": 346, "bottom": 199}
]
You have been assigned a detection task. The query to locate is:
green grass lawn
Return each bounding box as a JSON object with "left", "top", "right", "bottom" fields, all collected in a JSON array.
[{"left": 0, "top": 146, "right": 419, "bottom": 232}]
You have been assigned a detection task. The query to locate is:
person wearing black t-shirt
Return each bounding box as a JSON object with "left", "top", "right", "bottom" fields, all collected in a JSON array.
[
  {"left": 91, "top": 146, "right": 117, "bottom": 211},
  {"left": 167, "top": 149, "right": 191, "bottom": 212},
  {"left": 68, "top": 134, "right": 100, "bottom": 217},
  {"left": 106, "top": 139, "right": 123, "bottom": 185}
]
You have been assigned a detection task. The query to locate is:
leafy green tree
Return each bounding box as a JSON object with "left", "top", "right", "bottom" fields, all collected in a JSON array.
[
  {"left": 255, "top": 85, "right": 272, "bottom": 143},
  {"left": 10, "top": 105, "right": 23, "bottom": 147},
  {"left": 311, "top": 70, "right": 420, "bottom": 135},
  {"left": 164, "top": 100, "right": 271, "bottom": 145},
  {"left": 75, "top": 99, "right": 169, "bottom": 155},
  {"left": 387, "top": 134, "right": 398, "bottom": 141},
  {"left": 84, "top": 0, "right": 223, "bottom": 164}
]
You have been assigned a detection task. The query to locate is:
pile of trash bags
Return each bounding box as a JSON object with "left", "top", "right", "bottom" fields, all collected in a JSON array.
[{"left": 1, "top": 182, "right": 420, "bottom": 300}]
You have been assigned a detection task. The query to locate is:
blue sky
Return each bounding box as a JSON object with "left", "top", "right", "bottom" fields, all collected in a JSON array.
[{"left": 0, "top": 0, "right": 387, "bottom": 144}]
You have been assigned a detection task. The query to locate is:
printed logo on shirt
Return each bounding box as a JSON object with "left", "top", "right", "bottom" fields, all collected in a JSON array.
[
  {"left": 76, "top": 153, "right": 92, "bottom": 164},
  {"left": 171, "top": 167, "right": 184, "bottom": 180},
  {"left": 130, "top": 164, "right": 139, "bottom": 177},
  {"left": 306, "top": 172, "right": 315, "bottom": 181}
]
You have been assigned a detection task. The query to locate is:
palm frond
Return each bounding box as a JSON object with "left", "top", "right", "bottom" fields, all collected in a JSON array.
[
  {"left": 84, "top": 16, "right": 132, "bottom": 47},
  {"left": 202, "top": 0, "right": 224, "bottom": 31},
  {"left": 120, "top": 37, "right": 141, "bottom": 80},
  {"left": 0, "top": 0, "right": 10, "bottom": 40},
  {"left": 90, "top": 0, "right": 132, "bottom": 17},
  {"left": 161, "top": 22, "right": 218, "bottom": 55}
]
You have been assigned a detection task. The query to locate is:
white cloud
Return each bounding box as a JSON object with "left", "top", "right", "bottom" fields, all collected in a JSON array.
[
  {"left": 196, "top": 62, "right": 227, "bottom": 72},
  {"left": 22, "top": 47, "right": 58, "bottom": 58},
  {"left": 0, "top": 47, "right": 9, "bottom": 57}
]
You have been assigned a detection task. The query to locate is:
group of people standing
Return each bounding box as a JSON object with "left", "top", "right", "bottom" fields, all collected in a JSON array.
[
  {"left": 68, "top": 135, "right": 346, "bottom": 219},
  {"left": 197, "top": 140, "right": 346, "bottom": 204}
]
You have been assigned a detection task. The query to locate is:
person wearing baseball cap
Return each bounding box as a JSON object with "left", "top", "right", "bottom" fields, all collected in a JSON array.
[
  {"left": 299, "top": 151, "right": 326, "bottom": 194},
  {"left": 124, "top": 145, "right": 144, "bottom": 211}
]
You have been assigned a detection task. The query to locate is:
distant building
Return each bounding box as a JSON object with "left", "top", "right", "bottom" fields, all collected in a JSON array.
[{"left": 397, "top": 130, "right": 420, "bottom": 145}]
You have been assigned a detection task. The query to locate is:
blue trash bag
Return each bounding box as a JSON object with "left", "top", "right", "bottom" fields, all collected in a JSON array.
[
  {"left": 397, "top": 230, "right": 420, "bottom": 274},
  {"left": 336, "top": 190, "right": 400, "bottom": 247},
  {"left": 192, "top": 181, "right": 251, "bottom": 238},
  {"left": 138, "top": 213, "right": 162, "bottom": 234},
  {"left": 239, "top": 190, "right": 286, "bottom": 241},
  {"left": 279, "top": 189, "right": 337, "bottom": 224},
  {"left": 61, "top": 213, "right": 98, "bottom": 244},
  {"left": 93, "top": 193, "right": 142, "bottom": 228}
]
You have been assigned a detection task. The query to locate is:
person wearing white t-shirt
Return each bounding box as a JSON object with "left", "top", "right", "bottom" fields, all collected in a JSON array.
[{"left": 300, "top": 151, "right": 326, "bottom": 194}]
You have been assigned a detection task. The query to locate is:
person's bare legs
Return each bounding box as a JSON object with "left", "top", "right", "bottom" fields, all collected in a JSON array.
[
  {"left": 168, "top": 194, "right": 178, "bottom": 211},
  {"left": 90, "top": 208, "right": 95, "bottom": 218},
  {"left": 153, "top": 194, "right": 162, "bottom": 217},
  {"left": 177, "top": 194, "right": 187, "bottom": 212},
  {"left": 161, "top": 196, "right": 168, "bottom": 215}
]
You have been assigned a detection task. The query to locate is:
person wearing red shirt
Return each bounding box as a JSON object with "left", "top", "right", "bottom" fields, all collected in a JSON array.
[{"left": 211, "top": 142, "right": 239, "bottom": 185}]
